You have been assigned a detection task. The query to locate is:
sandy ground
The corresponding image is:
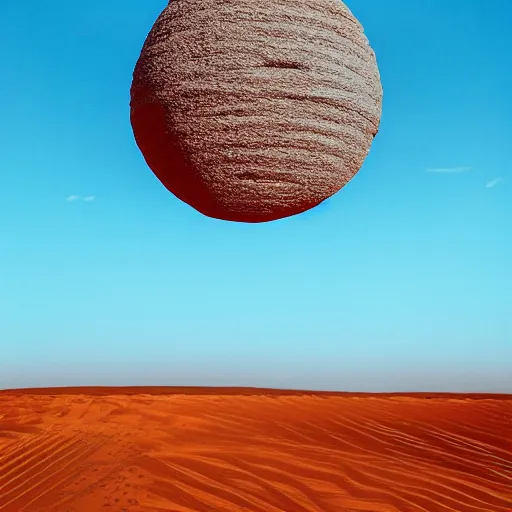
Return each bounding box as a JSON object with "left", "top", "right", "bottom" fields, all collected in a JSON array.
[{"left": 0, "top": 387, "right": 510, "bottom": 512}]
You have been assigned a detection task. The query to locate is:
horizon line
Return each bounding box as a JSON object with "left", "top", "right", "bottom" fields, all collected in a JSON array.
[{"left": 0, "top": 385, "right": 510, "bottom": 400}]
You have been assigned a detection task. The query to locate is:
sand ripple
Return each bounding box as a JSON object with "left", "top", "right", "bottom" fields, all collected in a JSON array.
[{"left": 0, "top": 388, "right": 510, "bottom": 511}]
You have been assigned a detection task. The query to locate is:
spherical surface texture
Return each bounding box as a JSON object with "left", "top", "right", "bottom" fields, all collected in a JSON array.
[{"left": 130, "top": 0, "right": 382, "bottom": 222}]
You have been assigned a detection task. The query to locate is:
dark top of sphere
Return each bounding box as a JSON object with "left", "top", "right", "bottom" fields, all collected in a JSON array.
[{"left": 130, "top": 0, "right": 382, "bottom": 222}]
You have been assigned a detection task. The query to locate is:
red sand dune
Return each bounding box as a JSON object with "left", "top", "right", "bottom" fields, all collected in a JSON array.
[{"left": 0, "top": 387, "right": 510, "bottom": 511}]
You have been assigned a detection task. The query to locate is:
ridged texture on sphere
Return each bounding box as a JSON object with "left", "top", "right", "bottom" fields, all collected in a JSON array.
[{"left": 130, "top": 0, "right": 382, "bottom": 222}]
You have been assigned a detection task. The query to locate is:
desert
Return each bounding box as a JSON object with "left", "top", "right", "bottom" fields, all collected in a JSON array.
[{"left": 0, "top": 387, "right": 510, "bottom": 511}]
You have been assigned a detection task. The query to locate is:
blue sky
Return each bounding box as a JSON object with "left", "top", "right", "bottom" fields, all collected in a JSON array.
[{"left": 0, "top": 0, "right": 510, "bottom": 392}]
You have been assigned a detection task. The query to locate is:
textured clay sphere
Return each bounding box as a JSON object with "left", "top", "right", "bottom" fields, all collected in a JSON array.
[{"left": 130, "top": 0, "right": 382, "bottom": 222}]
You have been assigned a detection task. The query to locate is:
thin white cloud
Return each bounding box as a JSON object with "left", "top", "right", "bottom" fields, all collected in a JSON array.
[
  {"left": 65, "top": 195, "right": 96, "bottom": 202},
  {"left": 426, "top": 166, "right": 471, "bottom": 173},
  {"left": 485, "top": 177, "right": 502, "bottom": 189}
]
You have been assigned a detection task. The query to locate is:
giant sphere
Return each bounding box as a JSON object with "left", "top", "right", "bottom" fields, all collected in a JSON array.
[{"left": 130, "top": 0, "right": 382, "bottom": 222}]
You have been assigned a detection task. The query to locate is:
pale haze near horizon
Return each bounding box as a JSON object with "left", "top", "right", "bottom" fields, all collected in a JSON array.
[{"left": 0, "top": 0, "right": 510, "bottom": 392}]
